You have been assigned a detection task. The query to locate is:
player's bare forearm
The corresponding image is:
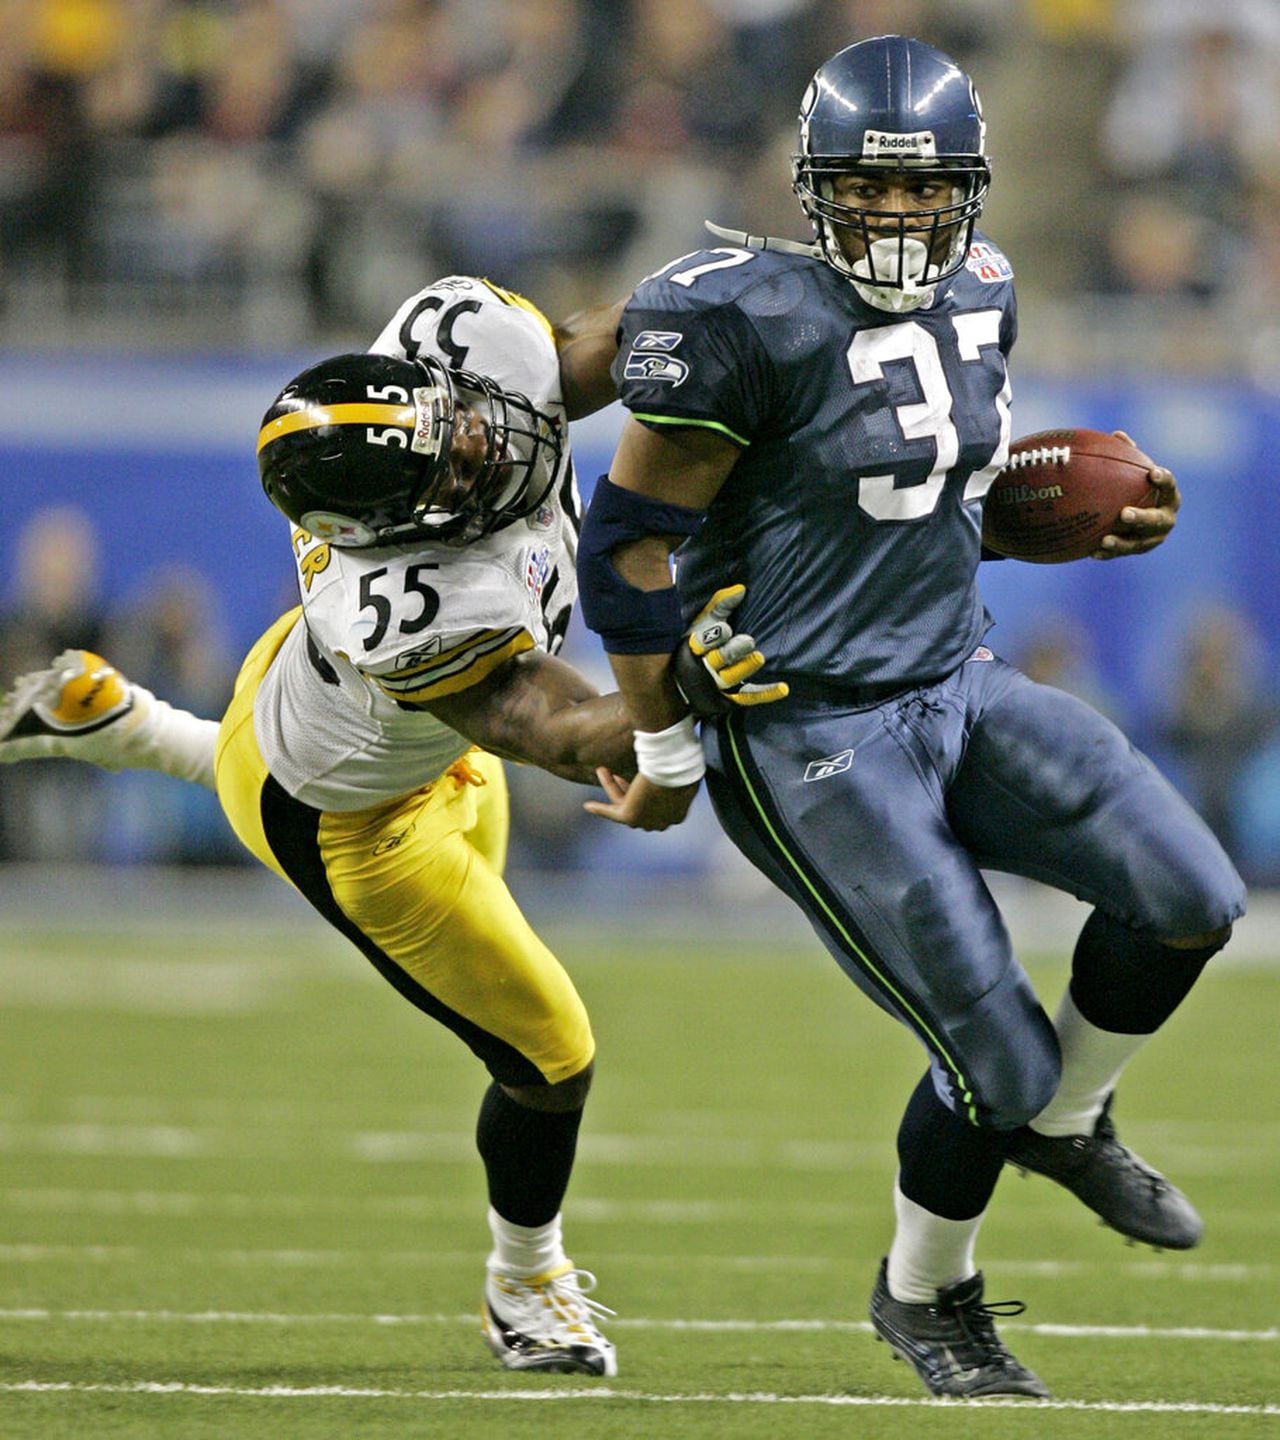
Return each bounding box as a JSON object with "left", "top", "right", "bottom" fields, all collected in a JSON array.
[
  {"left": 425, "top": 650, "right": 635, "bottom": 784},
  {"left": 601, "top": 419, "right": 743, "bottom": 728},
  {"left": 554, "top": 299, "right": 625, "bottom": 420},
  {"left": 607, "top": 649, "right": 688, "bottom": 733}
]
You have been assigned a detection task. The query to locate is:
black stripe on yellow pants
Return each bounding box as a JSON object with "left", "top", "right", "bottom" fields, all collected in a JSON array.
[
  {"left": 213, "top": 611, "right": 595, "bottom": 1090},
  {"left": 258, "top": 772, "right": 564, "bottom": 1088}
]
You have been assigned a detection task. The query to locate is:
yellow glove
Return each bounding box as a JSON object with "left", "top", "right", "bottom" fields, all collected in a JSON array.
[{"left": 673, "top": 584, "right": 790, "bottom": 715}]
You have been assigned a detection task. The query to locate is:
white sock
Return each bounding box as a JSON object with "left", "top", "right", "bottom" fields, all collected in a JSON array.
[
  {"left": 118, "top": 687, "right": 219, "bottom": 790},
  {"left": 486, "top": 1206, "right": 567, "bottom": 1278},
  {"left": 1030, "top": 989, "right": 1149, "bottom": 1137},
  {"left": 886, "top": 1178, "right": 983, "bottom": 1303}
]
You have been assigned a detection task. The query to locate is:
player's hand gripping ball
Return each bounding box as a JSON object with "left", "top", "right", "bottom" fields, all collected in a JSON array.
[
  {"left": 672, "top": 584, "right": 790, "bottom": 716},
  {"left": 982, "top": 428, "right": 1160, "bottom": 563}
]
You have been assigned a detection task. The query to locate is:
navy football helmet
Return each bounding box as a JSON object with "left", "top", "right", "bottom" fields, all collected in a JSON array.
[
  {"left": 257, "top": 351, "right": 563, "bottom": 548},
  {"left": 792, "top": 35, "right": 990, "bottom": 310}
]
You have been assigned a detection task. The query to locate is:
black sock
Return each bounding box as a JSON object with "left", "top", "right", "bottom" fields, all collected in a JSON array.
[
  {"left": 1071, "top": 910, "right": 1227, "bottom": 1034},
  {"left": 476, "top": 1082, "right": 584, "bottom": 1226},
  {"left": 896, "top": 1071, "right": 1007, "bottom": 1221}
]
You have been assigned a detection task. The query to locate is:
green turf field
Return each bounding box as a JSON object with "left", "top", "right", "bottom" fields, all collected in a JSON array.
[{"left": 0, "top": 894, "right": 1276, "bottom": 1438}]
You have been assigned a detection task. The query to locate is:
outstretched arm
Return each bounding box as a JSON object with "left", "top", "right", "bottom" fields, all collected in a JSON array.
[
  {"left": 425, "top": 649, "right": 634, "bottom": 785},
  {"left": 422, "top": 583, "right": 782, "bottom": 788},
  {"left": 553, "top": 298, "right": 625, "bottom": 420}
]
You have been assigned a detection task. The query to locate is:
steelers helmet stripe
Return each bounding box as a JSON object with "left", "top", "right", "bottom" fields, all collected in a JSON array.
[{"left": 256, "top": 402, "right": 415, "bottom": 454}]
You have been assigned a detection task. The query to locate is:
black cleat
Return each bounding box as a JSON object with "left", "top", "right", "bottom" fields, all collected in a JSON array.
[
  {"left": 1005, "top": 1095, "right": 1202, "bottom": 1250},
  {"left": 869, "top": 1258, "right": 1050, "bottom": 1399}
]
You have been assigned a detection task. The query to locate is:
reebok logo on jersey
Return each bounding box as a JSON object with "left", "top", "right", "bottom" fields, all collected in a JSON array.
[
  {"left": 862, "top": 129, "right": 937, "bottom": 159},
  {"left": 632, "top": 330, "right": 683, "bottom": 351},
  {"left": 396, "top": 638, "right": 442, "bottom": 666},
  {"left": 804, "top": 748, "right": 855, "bottom": 782},
  {"left": 623, "top": 354, "right": 689, "bottom": 387}
]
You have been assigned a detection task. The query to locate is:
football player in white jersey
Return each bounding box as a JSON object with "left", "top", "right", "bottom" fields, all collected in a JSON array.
[{"left": 0, "top": 276, "right": 782, "bottom": 1378}]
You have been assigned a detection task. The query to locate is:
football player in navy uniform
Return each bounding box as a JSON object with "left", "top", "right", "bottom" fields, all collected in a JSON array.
[
  {"left": 0, "top": 278, "right": 780, "bottom": 1379},
  {"left": 578, "top": 35, "right": 1245, "bottom": 1398}
]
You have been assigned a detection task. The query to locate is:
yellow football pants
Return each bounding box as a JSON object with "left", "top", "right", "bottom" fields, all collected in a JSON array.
[{"left": 213, "top": 610, "right": 595, "bottom": 1087}]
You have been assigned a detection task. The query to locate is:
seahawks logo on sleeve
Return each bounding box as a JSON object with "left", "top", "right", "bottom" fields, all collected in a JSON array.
[{"left": 623, "top": 329, "right": 690, "bottom": 386}]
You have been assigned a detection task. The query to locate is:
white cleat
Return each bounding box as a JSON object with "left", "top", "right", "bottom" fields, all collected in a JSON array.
[
  {"left": 0, "top": 650, "right": 148, "bottom": 769},
  {"left": 482, "top": 1263, "right": 618, "bottom": 1376}
]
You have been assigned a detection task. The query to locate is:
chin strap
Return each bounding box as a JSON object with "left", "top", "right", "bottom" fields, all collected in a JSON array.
[{"left": 704, "top": 220, "right": 820, "bottom": 258}]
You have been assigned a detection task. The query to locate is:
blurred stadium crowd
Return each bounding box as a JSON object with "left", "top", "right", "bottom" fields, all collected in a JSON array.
[
  {"left": 5, "top": 502, "right": 1280, "bottom": 887},
  {"left": 3, "top": 0, "right": 1280, "bottom": 884},
  {"left": 2, "top": 0, "right": 1279, "bottom": 371}
]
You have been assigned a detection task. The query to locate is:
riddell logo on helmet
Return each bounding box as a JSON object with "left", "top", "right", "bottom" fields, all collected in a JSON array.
[
  {"left": 411, "top": 386, "right": 449, "bottom": 457},
  {"left": 863, "top": 129, "right": 937, "bottom": 158}
]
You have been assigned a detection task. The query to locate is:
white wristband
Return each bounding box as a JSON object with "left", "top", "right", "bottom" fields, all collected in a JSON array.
[{"left": 632, "top": 715, "right": 706, "bottom": 788}]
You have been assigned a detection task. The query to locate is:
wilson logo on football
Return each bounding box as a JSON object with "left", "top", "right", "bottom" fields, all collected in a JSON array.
[
  {"left": 994, "top": 481, "right": 1065, "bottom": 505},
  {"left": 804, "top": 749, "right": 855, "bottom": 783}
]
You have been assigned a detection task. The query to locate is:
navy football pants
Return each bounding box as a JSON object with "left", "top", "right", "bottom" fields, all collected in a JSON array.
[{"left": 704, "top": 651, "right": 1246, "bottom": 1129}]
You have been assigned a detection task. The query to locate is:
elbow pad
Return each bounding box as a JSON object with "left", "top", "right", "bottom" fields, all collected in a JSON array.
[{"left": 578, "top": 476, "right": 706, "bottom": 654}]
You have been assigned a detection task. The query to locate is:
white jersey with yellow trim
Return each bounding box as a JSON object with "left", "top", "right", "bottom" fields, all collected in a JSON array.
[{"left": 253, "top": 276, "right": 581, "bottom": 812}]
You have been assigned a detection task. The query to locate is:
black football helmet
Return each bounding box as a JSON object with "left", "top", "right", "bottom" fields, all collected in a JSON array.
[
  {"left": 256, "top": 351, "right": 563, "bottom": 548},
  {"left": 792, "top": 35, "right": 990, "bottom": 309}
]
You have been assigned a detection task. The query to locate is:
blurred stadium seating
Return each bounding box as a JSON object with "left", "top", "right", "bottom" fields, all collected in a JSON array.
[{"left": 3, "top": 0, "right": 1279, "bottom": 888}]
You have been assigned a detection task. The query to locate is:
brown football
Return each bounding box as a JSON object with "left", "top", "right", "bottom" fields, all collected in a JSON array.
[{"left": 982, "top": 428, "right": 1158, "bottom": 563}]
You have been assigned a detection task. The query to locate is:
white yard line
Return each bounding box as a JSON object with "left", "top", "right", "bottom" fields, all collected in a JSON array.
[
  {"left": 0, "top": 1187, "right": 1271, "bottom": 1236},
  {"left": 0, "top": 1306, "right": 1273, "bottom": 1343},
  {"left": 0, "top": 1379, "right": 1275, "bottom": 1416},
  {"left": 0, "top": 1242, "right": 1273, "bottom": 1284},
  {"left": 0, "top": 1121, "right": 1271, "bottom": 1177}
]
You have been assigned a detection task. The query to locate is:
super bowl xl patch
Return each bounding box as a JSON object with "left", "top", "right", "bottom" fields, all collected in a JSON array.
[{"left": 966, "top": 242, "right": 1013, "bottom": 283}]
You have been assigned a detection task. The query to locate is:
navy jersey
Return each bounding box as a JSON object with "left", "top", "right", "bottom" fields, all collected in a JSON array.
[{"left": 612, "top": 236, "right": 1016, "bottom": 689}]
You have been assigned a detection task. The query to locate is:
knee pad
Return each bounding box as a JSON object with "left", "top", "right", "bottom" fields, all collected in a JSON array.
[
  {"left": 938, "top": 967, "right": 1060, "bottom": 1129},
  {"left": 1072, "top": 909, "right": 1228, "bottom": 1034}
]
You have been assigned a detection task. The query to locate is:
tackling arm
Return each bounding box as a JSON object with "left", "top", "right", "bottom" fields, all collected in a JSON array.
[
  {"left": 553, "top": 298, "right": 626, "bottom": 420},
  {"left": 424, "top": 650, "right": 633, "bottom": 786},
  {"left": 420, "top": 586, "right": 779, "bottom": 787}
]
